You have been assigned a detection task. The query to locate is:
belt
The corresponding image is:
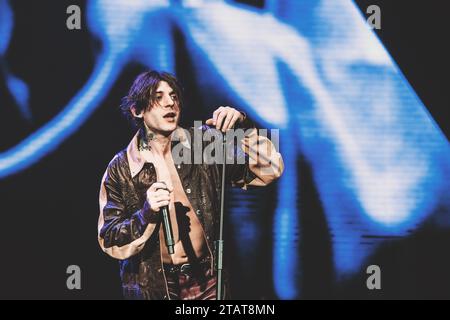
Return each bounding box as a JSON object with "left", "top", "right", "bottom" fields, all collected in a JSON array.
[{"left": 163, "top": 256, "right": 211, "bottom": 275}]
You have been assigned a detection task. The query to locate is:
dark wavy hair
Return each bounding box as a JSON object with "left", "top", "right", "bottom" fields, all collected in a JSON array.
[{"left": 120, "top": 70, "right": 183, "bottom": 127}]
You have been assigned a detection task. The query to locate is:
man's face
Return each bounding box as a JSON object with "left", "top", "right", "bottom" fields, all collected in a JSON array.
[{"left": 139, "top": 81, "right": 180, "bottom": 135}]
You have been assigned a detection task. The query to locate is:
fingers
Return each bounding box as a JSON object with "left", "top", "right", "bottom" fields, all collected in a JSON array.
[
  {"left": 147, "top": 192, "right": 170, "bottom": 212},
  {"left": 147, "top": 188, "right": 170, "bottom": 199},
  {"left": 155, "top": 199, "right": 170, "bottom": 207},
  {"left": 210, "top": 106, "right": 241, "bottom": 132},
  {"left": 149, "top": 199, "right": 170, "bottom": 212},
  {"left": 154, "top": 189, "right": 170, "bottom": 200},
  {"left": 147, "top": 182, "right": 172, "bottom": 212},
  {"left": 149, "top": 181, "right": 173, "bottom": 192},
  {"left": 223, "top": 110, "right": 240, "bottom": 131},
  {"left": 215, "top": 107, "right": 227, "bottom": 131},
  {"left": 211, "top": 106, "right": 224, "bottom": 126},
  {"left": 149, "top": 182, "right": 168, "bottom": 193}
]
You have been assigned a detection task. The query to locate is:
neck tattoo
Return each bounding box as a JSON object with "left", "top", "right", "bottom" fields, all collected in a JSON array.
[
  {"left": 139, "top": 129, "right": 156, "bottom": 151},
  {"left": 139, "top": 125, "right": 173, "bottom": 152}
]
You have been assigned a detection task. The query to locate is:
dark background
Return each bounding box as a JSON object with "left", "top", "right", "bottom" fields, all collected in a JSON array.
[{"left": 0, "top": 0, "right": 448, "bottom": 299}]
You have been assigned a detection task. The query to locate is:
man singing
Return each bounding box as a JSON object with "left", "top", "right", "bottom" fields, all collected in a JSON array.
[{"left": 98, "top": 71, "right": 284, "bottom": 300}]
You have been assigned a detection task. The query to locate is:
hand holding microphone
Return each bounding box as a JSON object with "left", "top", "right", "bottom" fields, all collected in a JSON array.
[
  {"left": 146, "top": 182, "right": 172, "bottom": 212},
  {"left": 146, "top": 182, "right": 175, "bottom": 254}
]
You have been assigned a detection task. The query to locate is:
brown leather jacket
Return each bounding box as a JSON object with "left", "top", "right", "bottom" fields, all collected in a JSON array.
[{"left": 98, "top": 123, "right": 284, "bottom": 299}]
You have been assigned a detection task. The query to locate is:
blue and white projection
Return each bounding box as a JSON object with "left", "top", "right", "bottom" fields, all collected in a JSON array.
[{"left": 0, "top": 0, "right": 448, "bottom": 299}]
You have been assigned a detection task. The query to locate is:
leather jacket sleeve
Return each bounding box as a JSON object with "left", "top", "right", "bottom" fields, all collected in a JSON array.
[{"left": 98, "top": 155, "right": 159, "bottom": 260}]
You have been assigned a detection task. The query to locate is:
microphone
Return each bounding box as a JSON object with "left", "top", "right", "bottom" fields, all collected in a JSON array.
[
  {"left": 161, "top": 205, "right": 175, "bottom": 254},
  {"left": 158, "top": 183, "right": 175, "bottom": 254}
]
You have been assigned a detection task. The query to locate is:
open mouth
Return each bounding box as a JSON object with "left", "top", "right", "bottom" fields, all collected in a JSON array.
[{"left": 163, "top": 112, "right": 177, "bottom": 121}]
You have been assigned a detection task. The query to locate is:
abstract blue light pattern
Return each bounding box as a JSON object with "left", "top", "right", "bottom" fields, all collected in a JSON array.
[
  {"left": 0, "top": 0, "right": 448, "bottom": 299},
  {"left": 0, "top": 0, "right": 30, "bottom": 120}
]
